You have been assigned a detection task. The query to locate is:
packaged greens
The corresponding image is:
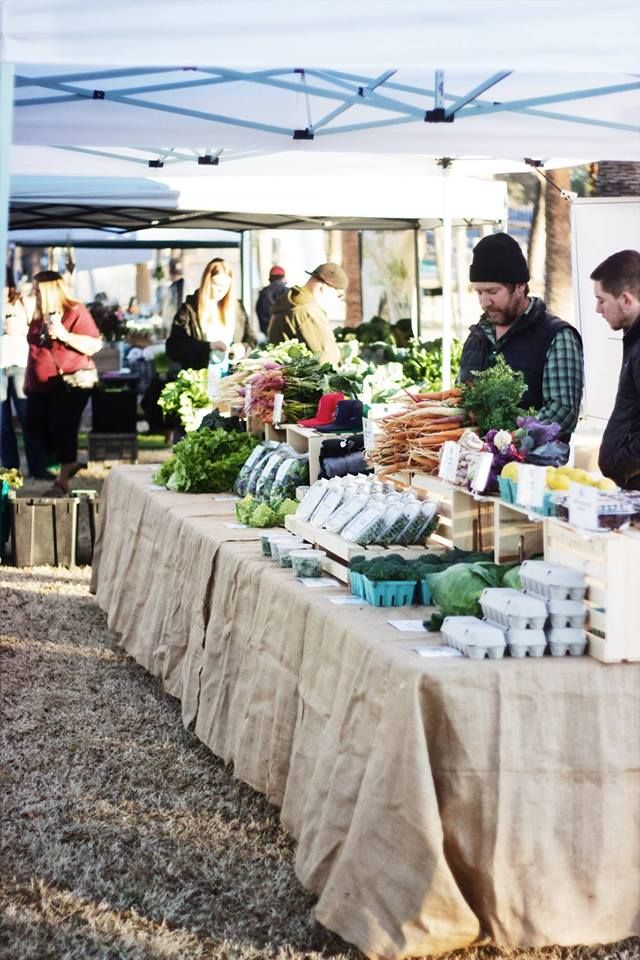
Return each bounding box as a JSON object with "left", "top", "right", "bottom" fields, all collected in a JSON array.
[
  {"left": 255, "top": 450, "right": 289, "bottom": 501},
  {"left": 296, "top": 479, "right": 330, "bottom": 521},
  {"left": 399, "top": 500, "right": 438, "bottom": 545},
  {"left": 324, "top": 493, "right": 369, "bottom": 533},
  {"left": 269, "top": 455, "right": 310, "bottom": 507},
  {"left": 377, "top": 500, "right": 419, "bottom": 545},
  {"left": 234, "top": 442, "right": 277, "bottom": 496},
  {"left": 341, "top": 496, "right": 388, "bottom": 545},
  {"left": 309, "top": 486, "right": 346, "bottom": 527}
]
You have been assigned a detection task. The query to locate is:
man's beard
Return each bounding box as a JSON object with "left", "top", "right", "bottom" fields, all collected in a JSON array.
[{"left": 487, "top": 307, "right": 518, "bottom": 326}]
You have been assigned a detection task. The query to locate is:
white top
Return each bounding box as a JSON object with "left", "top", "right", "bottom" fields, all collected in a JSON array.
[{"left": 1, "top": 296, "right": 30, "bottom": 369}]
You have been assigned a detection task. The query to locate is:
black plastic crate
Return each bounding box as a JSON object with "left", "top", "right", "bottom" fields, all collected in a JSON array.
[
  {"left": 71, "top": 491, "right": 102, "bottom": 564},
  {"left": 88, "top": 432, "right": 138, "bottom": 462},
  {"left": 9, "top": 497, "right": 78, "bottom": 567},
  {"left": 91, "top": 386, "right": 137, "bottom": 433}
]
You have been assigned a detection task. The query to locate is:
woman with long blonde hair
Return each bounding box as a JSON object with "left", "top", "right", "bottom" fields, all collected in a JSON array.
[
  {"left": 25, "top": 270, "right": 102, "bottom": 496},
  {"left": 166, "top": 257, "right": 256, "bottom": 370}
]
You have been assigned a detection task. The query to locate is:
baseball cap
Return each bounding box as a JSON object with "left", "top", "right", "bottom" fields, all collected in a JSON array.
[
  {"left": 269, "top": 265, "right": 285, "bottom": 278},
  {"left": 306, "top": 262, "right": 349, "bottom": 290}
]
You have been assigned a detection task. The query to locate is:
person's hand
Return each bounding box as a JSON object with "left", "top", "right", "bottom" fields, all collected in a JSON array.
[
  {"left": 209, "top": 340, "right": 227, "bottom": 352},
  {"left": 47, "top": 313, "right": 70, "bottom": 343}
]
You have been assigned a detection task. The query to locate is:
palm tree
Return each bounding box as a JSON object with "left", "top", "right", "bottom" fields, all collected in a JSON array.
[
  {"left": 594, "top": 161, "right": 640, "bottom": 196},
  {"left": 544, "top": 169, "right": 573, "bottom": 321}
]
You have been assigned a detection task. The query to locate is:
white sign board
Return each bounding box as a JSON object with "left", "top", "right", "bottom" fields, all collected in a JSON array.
[{"left": 571, "top": 197, "right": 640, "bottom": 423}]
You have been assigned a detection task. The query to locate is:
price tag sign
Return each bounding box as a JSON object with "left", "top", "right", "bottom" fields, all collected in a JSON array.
[
  {"left": 207, "top": 364, "right": 221, "bottom": 399},
  {"left": 388, "top": 620, "right": 428, "bottom": 633},
  {"left": 362, "top": 417, "right": 378, "bottom": 452},
  {"left": 568, "top": 481, "right": 599, "bottom": 529},
  {"left": 438, "top": 441, "right": 460, "bottom": 483},
  {"left": 470, "top": 451, "right": 494, "bottom": 494},
  {"left": 516, "top": 463, "right": 546, "bottom": 508},
  {"left": 244, "top": 383, "right": 252, "bottom": 416},
  {"left": 414, "top": 645, "right": 464, "bottom": 658},
  {"left": 272, "top": 392, "right": 284, "bottom": 425}
]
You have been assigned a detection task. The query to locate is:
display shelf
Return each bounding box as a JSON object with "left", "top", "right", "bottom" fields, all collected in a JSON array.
[
  {"left": 410, "top": 473, "right": 495, "bottom": 553},
  {"left": 284, "top": 423, "right": 359, "bottom": 484},
  {"left": 284, "top": 514, "right": 437, "bottom": 584},
  {"left": 544, "top": 517, "right": 640, "bottom": 663},
  {"left": 494, "top": 499, "right": 545, "bottom": 564}
]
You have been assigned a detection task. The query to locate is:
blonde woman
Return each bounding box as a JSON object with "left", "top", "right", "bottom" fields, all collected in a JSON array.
[
  {"left": 25, "top": 271, "right": 102, "bottom": 496},
  {"left": 165, "top": 258, "right": 256, "bottom": 370}
]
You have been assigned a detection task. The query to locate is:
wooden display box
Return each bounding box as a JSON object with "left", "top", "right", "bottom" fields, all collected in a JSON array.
[
  {"left": 284, "top": 423, "right": 360, "bottom": 484},
  {"left": 544, "top": 517, "right": 640, "bottom": 663},
  {"left": 284, "top": 515, "right": 437, "bottom": 583},
  {"left": 493, "top": 500, "right": 544, "bottom": 564},
  {"left": 88, "top": 432, "right": 138, "bottom": 464},
  {"left": 9, "top": 497, "right": 78, "bottom": 567},
  {"left": 410, "top": 473, "right": 495, "bottom": 554}
]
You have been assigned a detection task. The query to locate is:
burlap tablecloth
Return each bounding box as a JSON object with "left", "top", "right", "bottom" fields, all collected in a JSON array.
[{"left": 92, "top": 466, "right": 640, "bottom": 959}]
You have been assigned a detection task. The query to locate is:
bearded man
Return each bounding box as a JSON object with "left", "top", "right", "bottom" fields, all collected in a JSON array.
[{"left": 458, "top": 232, "right": 584, "bottom": 441}]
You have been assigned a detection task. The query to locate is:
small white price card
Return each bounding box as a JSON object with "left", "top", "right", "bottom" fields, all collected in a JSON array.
[
  {"left": 223, "top": 522, "right": 248, "bottom": 529},
  {"left": 244, "top": 383, "right": 252, "bottom": 416},
  {"left": 516, "top": 463, "right": 546, "bottom": 508},
  {"left": 470, "top": 451, "right": 494, "bottom": 493},
  {"left": 147, "top": 483, "right": 164, "bottom": 491},
  {"left": 388, "top": 619, "right": 428, "bottom": 632},
  {"left": 414, "top": 645, "right": 463, "bottom": 658},
  {"left": 298, "top": 577, "right": 340, "bottom": 588},
  {"left": 327, "top": 596, "right": 363, "bottom": 604},
  {"left": 362, "top": 417, "right": 378, "bottom": 452},
  {"left": 568, "top": 480, "right": 599, "bottom": 529},
  {"left": 212, "top": 495, "right": 239, "bottom": 501},
  {"left": 272, "top": 392, "right": 284, "bottom": 425},
  {"left": 438, "top": 440, "right": 460, "bottom": 483}
]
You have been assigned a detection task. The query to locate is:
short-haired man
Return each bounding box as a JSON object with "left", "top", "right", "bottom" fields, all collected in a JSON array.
[
  {"left": 458, "top": 232, "right": 584, "bottom": 441},
  {"left": 255, "top": 265, "right": 288, "bottom": 337},
  {"left": 591, "top": 249, "right": 640, "bottom": 490},
  {"left": 268, "top": 262, "right": 347, "bottom": 365}
]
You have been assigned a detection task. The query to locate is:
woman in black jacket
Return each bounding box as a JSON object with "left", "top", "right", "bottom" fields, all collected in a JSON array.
[{"left": 166, "top": 258, "right": 256, "bottom": 371}]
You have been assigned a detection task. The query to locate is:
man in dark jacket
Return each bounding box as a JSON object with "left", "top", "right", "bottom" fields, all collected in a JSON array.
[
  {"left": 255, "top": 265, "right": 288, "bottom": 336},
  {"left": 591, "top": 249, "right": 640, "bottom": 490},
  {"left": 268, "top": 262, "right": 347, "bottom": 365},
  {"left": 458, "top": 232, "right": 583, "bottom": 441}
]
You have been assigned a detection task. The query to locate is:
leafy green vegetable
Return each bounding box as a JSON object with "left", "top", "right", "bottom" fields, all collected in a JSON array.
[
  {"left": 152, "top": 428, "right": 258, "bottom": 493},
  {"left": 426, "top": 561, "right": 506, "bottom": 620},
  {"left": 460, "top": 355, "right": 531, "bottom": 434},
  {"left": 234, "top": 494, "right": 299, "bottom": 528},
  {"left": 157, "top": 369, "right": 211, "bottom": 430},
  {"left": 247, "top": 503, "right": 279, "bottom": 527}
]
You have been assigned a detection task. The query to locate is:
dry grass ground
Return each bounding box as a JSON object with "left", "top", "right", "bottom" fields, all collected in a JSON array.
[{"left": 1, "top": 467, "right": 638, "bottom": 959}]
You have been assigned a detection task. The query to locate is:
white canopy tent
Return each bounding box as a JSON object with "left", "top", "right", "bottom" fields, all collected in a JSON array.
[{"left": 1, "top": 1, "right": 638, "bottom": 376}]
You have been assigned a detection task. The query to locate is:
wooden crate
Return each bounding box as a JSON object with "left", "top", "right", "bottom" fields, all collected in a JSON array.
[
  {"left": 544, "top": 518, "right": 640, "bottom": 663},
  {"left": 284, "top": 423, "right": 359, "bottom": 484},
  {"left": 410, "top": 473, "right": 495, "bottom": 554},
  {"left": 493, "top": 500, "right": 545, "bottom": 564},
  {"left": 284, "top": 515, "right": 437, "bottom": 583}
]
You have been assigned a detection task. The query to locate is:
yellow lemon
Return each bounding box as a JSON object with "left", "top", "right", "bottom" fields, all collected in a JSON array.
[
  {"left": 597, "top": 477, "right": 618, "bottom": 491},
  {"left": 501, "top": 462, "right": 520, "bottom": 481},
  {"left": 548, "top": 474, "right": 571, "bottom": 491},
  {"left": 556, "top": 465, "right": 574, "bottom": 476}
]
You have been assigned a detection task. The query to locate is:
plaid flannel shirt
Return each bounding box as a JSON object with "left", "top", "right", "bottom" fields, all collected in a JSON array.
[{"left": 478, "top": 299, "right": 584, "bottom": 435}]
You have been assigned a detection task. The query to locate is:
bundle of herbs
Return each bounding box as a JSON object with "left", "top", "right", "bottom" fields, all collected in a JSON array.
[
  {"left": 460, "top": 355, "right": 532, "bottom": 435},
  {"left": 157, "top": 369, "right": 211, "bottom": 431}
]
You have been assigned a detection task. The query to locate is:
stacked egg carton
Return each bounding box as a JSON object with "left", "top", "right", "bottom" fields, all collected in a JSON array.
[
  {"left": 441, "top": 616, "right": 506, "bottom": 660},
  {"left": 479, "top": 588, "right": 548, "bottom": 658},
  {"left": 519, "top": 560, "right": 588, "bottom": 656}
]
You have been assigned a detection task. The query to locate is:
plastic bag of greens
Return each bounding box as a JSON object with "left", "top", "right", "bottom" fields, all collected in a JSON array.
[
  {"left": 324, "top": 493, "right": 369, "bottom": 534},
  {"left": 399, "top": 500, "right": 438, "bottom": 546},
  {"left": 341, "top": 496, "right": 389, "bottom": 544},
  {"left": 309, "top": 485, "right": 346, "bottom": 527},
  {"left": 297, "top": 479, "right": 330, "bottom": 521},
  {"left": 269, "top": 454, "right": 310, "bottom": 508},
  {"left": 252, "top": 445, "right": 294, "bottom": 500},
  {"left": 234, "top": 442, "right": 278, "bottom": 496},
  {"left": 376, "top": 500, "right": 417, "bottom": 545}
]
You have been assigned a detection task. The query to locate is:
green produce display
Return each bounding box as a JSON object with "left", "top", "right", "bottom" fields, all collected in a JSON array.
[
  {"left": 157, "top": 368, "right": 211, "bottom": 431},
  {"left": 424, "top": 561, "right": 508, "bottom": 629},
  {"left": 235, "top": 494, "right": 298, "bottom": 528},
  {"left": 152, "top": 428, "right": 258, "bottom": 493}
]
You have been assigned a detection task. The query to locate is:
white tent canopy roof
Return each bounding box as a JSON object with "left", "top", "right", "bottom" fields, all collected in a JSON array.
[{"left": 3, "top": 1, "right": 639, "bottom": 165}]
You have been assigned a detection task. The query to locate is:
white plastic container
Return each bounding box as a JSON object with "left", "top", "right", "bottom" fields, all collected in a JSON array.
[
  {"left": 291, "top": 549, "right": 326, "bottom": 578},
  {"left": 279, "top": 543, "right": 314, "bottom": 568},
  {"left": 268, "top": 535, "right": 302, "bottom": 562},
  {"left": 547, "top": 598, "right": 587, "bottom": 628},
  {"left": 546, "top": 627, "right": 588, "bottom": 656},
  {"left": 480, "top": 588, "right": 548, "bottom": 630},
  {"left": 441, "top": 616, "right": 506, "bottom": 660},
  {"left": 505, "top": 628, "right": 547, "bottom": 658},
  {"left": 519, "top": 560, "right": 587, "bottom": 600}
]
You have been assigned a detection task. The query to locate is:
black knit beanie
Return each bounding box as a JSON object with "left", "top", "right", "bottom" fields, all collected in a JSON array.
[{"left": 469, "top": 233, "right": 530, "bottom": 283}]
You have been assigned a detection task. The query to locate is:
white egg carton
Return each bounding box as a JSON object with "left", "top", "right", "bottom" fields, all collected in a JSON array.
[
  {"left": 546, "top": 627, "right": 588, "bottom": 657},
  {"left": 519, "top": 560, "right": 587, "bottom": 601},
  {"left": 505, "top": 628, "right": 547, "bottom": 658},
  {"left": 547, "top": 598, "right": 587, "bottom": 629},
  {"left": 479, "top": 588, "right": 547, "bottom": 630},
  {"left": 441, "top": 616, "right": 506, "bottom": 660}
]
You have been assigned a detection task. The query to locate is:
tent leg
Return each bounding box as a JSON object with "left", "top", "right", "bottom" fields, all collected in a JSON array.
[
  {"left": 240, "top": 230, "right": 253, "bottom": 330},
  {"left": 413, "top": 228, "right": 422, "bottom": 338},
  {"left": 441, "top": 210, "right": 453, "bottom": 390}
]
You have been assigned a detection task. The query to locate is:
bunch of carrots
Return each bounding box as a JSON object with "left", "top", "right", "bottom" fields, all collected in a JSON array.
[{"left": 367, "top": 386, "right": 474, "bottom": 476}]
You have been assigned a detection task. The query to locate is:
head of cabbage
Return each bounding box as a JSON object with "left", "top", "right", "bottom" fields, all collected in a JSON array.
[{"left": 425, "top": 561, "right": 506, "bottom": 626}]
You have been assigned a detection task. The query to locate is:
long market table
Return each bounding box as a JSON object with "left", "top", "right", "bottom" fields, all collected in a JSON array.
[{"left": 91, "top": 465, "right": 640, "bottom": 960}]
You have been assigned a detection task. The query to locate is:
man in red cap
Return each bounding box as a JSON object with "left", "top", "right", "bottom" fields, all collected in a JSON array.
[
  {"left": 255, "top": 265, "right": 288, "bottom": 338},
  {"left": 268, "top": 262, "right": 348, "bottom": 364}
]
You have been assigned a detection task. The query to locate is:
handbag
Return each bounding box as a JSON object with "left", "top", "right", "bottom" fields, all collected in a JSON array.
[{"left": 59, "top": 367, "right": 99, "bottom": 390}]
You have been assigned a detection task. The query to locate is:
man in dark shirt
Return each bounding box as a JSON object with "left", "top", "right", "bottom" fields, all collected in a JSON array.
[
  {"left": 591, "top": 249, "right": 640, "bottom": 490},
  {"left": 255, "top": 265, "right": 288, "bottom": 337}
]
